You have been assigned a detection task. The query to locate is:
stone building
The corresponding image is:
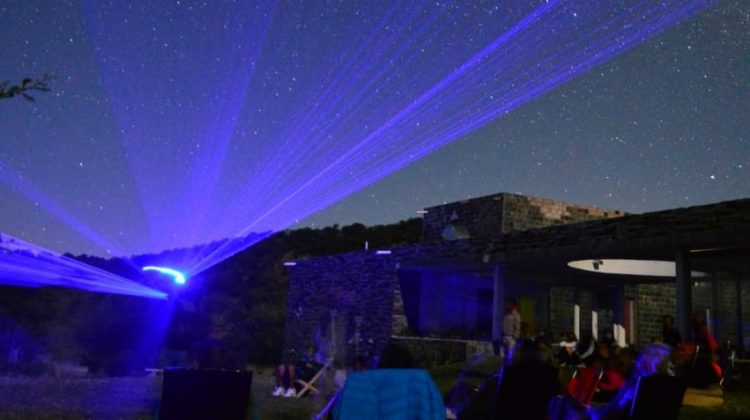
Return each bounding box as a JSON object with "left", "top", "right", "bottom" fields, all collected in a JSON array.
[{"left": 283, "top": 193, "right": 750, "bottom": 365}]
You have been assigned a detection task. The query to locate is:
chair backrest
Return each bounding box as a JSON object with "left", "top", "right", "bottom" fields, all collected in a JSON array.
[
  {"left": 333, "top": 368, "right": 444, "bottom": 420},
  {"left": 720, "top": 350, "right": 735, "bottom": 387},
  {"left": 566, "top": 367, "right": 602, "bottom": 406},
  {"left": 691, "top": 345, "right": 701, "bottom": 368},
  {"left": 159, "top": 368, "right": 253, "bottom": 420},
  {"left": 629, "top": 375, "right": 686, "bottom": 420},
  {"left": 494, "top": 363, "right": 559, "bottom": 420},
  {"left": 558, "top": 365, "right": 577, "bottom": 389}
]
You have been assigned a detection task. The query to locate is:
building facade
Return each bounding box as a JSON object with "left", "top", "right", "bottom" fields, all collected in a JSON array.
[{"left": 283, "top": 193, "right": 750, "bottom": 365}]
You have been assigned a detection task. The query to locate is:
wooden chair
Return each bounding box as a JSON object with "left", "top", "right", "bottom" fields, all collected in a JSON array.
[
  {"left": 296, "top": 357, "right": 333, "bottom": 398},
  {"left": 628, "top": 375, "right": 687, "bottom": 420}
]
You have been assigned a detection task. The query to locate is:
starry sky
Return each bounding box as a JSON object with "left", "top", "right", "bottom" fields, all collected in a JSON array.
[{"left": 0, "top": 1, "right": 748, "bottom": 261}]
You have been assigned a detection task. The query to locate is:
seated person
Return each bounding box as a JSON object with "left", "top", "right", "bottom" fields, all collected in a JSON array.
[
  {"left": 674, "top": 340, "right": 721, "bottom": 388},
  {"left": 496, "top": 338, "right": 560, "bottom": 420},
  {"left": 661, "top": 315, "right": 682, "bottom": 348},
  {"left": 589, "top": 343, "right": 626, "bottom": 402},
  {"left": 273, "top": 347, "right": 298, "bottom": 397},
  {"left": 274, "top": 345, "right": 324, "bottom": 397},
  {"left": 462, "top": 339, "right": 559, "bottom": 420},
  {"left": 536, "top": 337, "right": 559, "bottom": 368},
  {"left": 550, "top": 344, "right": 673, "bottom": 420},
  {"left": 558, "top": 333, "right": 581, "bottom": 367},
  {"left": 296, "top": 345, "right": 323, "bottom": 382},
  {"left": 332, "top": 342, "right": 445, "bottom": 419},
  {"left": 589, "top": 343, "right": 672, "bottom": 420}
]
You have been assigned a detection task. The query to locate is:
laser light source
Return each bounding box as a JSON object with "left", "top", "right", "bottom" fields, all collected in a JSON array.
[{"left": 143, "top": 266, "right": 187, "bottom": 286}]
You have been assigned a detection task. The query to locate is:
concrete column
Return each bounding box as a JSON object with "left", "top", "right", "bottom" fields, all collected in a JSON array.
[
  {"left": 492, "top": 265, "right": 505, "bottom": 342},
  {"left": 675, "top": 250, "right": 692, "bottom": 339}
]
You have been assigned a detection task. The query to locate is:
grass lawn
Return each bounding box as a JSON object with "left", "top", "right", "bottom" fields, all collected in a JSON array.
[
  {"left": 0, "top": 361, "right": 747, "bottom": 419},
  {"left": 0, "top": 367, "right": 319, "bottom": 420},
  {"left": 680, "top": 379, "right": 750, "bottom": 420}
]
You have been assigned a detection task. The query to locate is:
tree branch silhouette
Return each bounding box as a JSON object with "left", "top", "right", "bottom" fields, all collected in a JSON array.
[{"left": 0, "top": 75, "right": 52, "bottom": 102}]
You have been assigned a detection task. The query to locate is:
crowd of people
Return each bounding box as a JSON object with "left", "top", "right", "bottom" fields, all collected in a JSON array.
[
  {"left": 447, "top": 307, "right": 728, "bottom": 419},
  {"left": 269, "top": 301, "right": 729, "bottom": 419}
]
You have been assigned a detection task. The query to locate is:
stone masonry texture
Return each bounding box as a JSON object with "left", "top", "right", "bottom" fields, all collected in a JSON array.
[{"left": 284, "top": 195, "right": 750, "bottom": 363}]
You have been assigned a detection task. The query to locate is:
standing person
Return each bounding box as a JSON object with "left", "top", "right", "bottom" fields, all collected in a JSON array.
[
  {"left": 502, "top": 299, "right": 521, "bottom": 363},
  {"left": 661, "top": 314, "right": 681, "bottom": 348},
  {"left": 689, "top": 312, "right": 722, "bottom": 385},
  {"left": 690, "top": 312, "right": 718, "bottom": 352}
]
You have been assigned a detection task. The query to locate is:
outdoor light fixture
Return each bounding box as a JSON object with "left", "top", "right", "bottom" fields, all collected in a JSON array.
[
  {"left": 375, "top": 250, "right": 392, "bottom": 255},
  {"left": 283, "top": 261, "right": 297, "bottom": 267},
  {"left": 142, "top": 266, "right": 187, "bottom": 286},
  {"left": 568, "top": 259, "right": 706, "bottom": 277}
]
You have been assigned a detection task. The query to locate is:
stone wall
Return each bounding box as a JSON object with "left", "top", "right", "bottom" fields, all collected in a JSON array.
[
  {"left": 549, "top": 286, "right": 575, "bottom": 339},
  {"left": 716, "top": 276, "right": 739, "bottom": 346},
  {"left": 286, "top": 257, "right": 749, "bottom": 362},
  {"left": 283, "top": 253, "right": 398, "bottom": 366},
  {"left": 421, "top": 193, "right": 625, "bottom": 243},
  {"left": 421, "top": 194, "right": 505, "bottom": 243},
  {"left": 548, "top": 286, "right": 594, "bottom": 341},
  {"left": 284, "top": 197, "right": 750, "bottom": 361},
  {"left": 501, "top": 194, "right": 625, "bottom": 234},
  {"left": 634, "top": 283, "right": 676, "bottom": 346},
  {"left": 389, "top": 336, "right": 469, "bottom": 368}
]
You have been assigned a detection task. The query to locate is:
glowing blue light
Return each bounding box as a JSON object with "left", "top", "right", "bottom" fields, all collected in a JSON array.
[
  {"left": 0, "top": 232, "right": 167, "bottom": 299},
  {"left": 0, "top": 0, "right": 720, "bottom": 280},
  {"left": 142, "top": 266, "right": 187, "bottom": 286}
]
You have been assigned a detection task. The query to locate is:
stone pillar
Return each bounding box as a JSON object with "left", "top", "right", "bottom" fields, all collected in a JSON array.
[
  {"left": 492, "top": 265, "right": 505, "bottom": 342},
  {"left": 675, "top": 250, "right": 692, "bottom": 339}
]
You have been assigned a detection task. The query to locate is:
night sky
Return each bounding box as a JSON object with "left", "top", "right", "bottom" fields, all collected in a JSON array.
[{"left": 0, "top": 1, "right": 747, "bottom": 263}]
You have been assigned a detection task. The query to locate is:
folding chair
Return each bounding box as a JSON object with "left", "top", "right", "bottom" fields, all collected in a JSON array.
[
  {"left": 332, "top": 368, "right": 444, "bottom": 419},
  {"left": 719, "top": 350, "right": 735, "bottom": 387},
  {"left": 296, "top": 357, "right": 333, "bottom": 398},
  {"left": 629, "top": 375, "right": 687, "bottom": 420},
  {"left": 566, "top": 366, "right": 603, "bottom": 406}
]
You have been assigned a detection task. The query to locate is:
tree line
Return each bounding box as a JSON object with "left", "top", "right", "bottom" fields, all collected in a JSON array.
[{"left": 0, "top": 219, "right": 421, "bottom": 375}]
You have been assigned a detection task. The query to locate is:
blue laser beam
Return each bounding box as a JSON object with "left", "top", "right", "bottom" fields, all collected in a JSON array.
[
  {"left": 182, "top": 0, "right": 721, "bottom": 275},
  {"left": 0, "top": 1, "right": 722, "bottom": 282},
  {"left": 0, "top": 232, "right": 166, "bottom": 299},
  {"left": 142, "top": 266, "right": 187, "bottom": 286}
]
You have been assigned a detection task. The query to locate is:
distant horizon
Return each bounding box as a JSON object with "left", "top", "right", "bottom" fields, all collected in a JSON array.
[{"left": 63, "top": 192, "right": 748, "bottom": 260}]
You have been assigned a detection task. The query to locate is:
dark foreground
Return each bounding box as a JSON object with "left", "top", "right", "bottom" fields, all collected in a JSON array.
[{"left": 0, "top": 366, "right": 748, "bottom": 419}]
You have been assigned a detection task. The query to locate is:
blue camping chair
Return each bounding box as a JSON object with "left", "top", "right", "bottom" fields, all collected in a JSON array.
[{"left": 332, "top": 368, "right": 445, "bottom": 420}]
